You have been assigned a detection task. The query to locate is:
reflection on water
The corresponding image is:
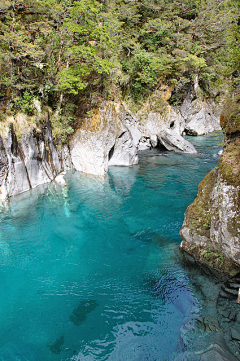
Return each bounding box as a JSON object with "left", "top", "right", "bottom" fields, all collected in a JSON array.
[{"left": 0, "top": 133, "right": 224, "bottom": 360}]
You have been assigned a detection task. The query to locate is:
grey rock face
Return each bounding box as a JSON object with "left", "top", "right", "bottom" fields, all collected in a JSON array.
[
  {"left": 180, "top": 96, "right": 221, "bottom": 136},
  {"left": 138, "top": 136, "right": 152, "bottom": 151},
  {"left": 0, "top": 92, "right": 220, "bottom": 199},
  {"left": 108, "top": 130, "right": 138, "bottom": 167},
  {"left": 0, "top": 121, "right": 71, "bottom": 199},
  {"left": 70, "top": 102, "right": 138, "bottom": 176},
  {"left": 209, "top": 177, "right": 240, "bottom": 264},
  {"left": 44, "top": 123, "right": 61, "bottom": 176},
  {"left": 70, "top": 103, "right": 119, "bottom": 176},
  {"left": 139, "top": 107, "right": 185, "bottom": 143},
  {"left": 180, "top": 171, "right": 240, "bottom": 269},
  {"left": 120, "top": 108, "right": 143, "bottom": 148},
  {"left": 3, "top": 127, "right": 31, "bottom": 197},
  {"left": 20, "top": 133, "right": 53, "bottom": 190},
  {"left": 57, "top": 143, "right": 73, "bottom": 171},
  {"left": 0, "top": 135, "right": 8, "bottom": 193},
  {"left": 17, "top": 122, "right": 65, "bottom": 191},
  {"left": 157, "top": 129, "right": 197, "bottom": 153}
]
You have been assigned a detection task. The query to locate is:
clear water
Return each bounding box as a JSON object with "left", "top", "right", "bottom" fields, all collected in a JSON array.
[{"left": 0, "top": 133, "right": 223, "bottom": 361}]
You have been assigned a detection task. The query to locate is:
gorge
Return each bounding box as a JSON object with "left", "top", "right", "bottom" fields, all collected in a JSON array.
[
  {"left": 1, "top": 131, "right": 239, "bottom": 361},
  {"left": 0, "top": 0, "right": 240, "bottom": 359}
]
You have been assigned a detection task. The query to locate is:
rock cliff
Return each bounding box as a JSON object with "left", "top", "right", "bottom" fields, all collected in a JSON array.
[
  {"left": 0, "top": 118, "right": 72, "bottom": 200},
  {"left": 0, "top": 93, "right": 220, "bottom": 200},
  {"left": 180, "top": 91, "right": 240, "bottom": 275}
]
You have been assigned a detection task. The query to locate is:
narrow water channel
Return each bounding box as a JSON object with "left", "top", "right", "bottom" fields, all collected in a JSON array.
[{"left": 0, "top": 133, "right": 223, "bottom": 360}]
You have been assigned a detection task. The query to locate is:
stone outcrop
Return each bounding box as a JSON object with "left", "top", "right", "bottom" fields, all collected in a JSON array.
[
  {"left": 180, "top": 89, "right": 240, "bottom": 274},
  {"left": 2, "top": 125, "right": 31, "bottom": 198},
  {"left": 175, "top": 332, "right": 238, "bottom": 361},
  {"left": 157, "top": 129, "right": 198, "bottom": 153},
  {"left": 0, "top": 119, "right": 73, "bottom": 200},
  {"left": 180, "top": 168, "right": 240, "bottom": 274},
  {"left": 0, "top": 90, "right": 221, "bottom": 199},
  {"left": 70, "top": 102, "right": 138, "bottom": 176},
  {"left": 180, "top": 95, "right": 221, "bottom": 136}
]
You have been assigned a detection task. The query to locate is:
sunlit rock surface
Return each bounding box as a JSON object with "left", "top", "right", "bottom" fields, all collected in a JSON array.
[
  {"left": 0, "top": 121, "right": 72, "bottom": 199},
  {"left": 181, "top": 96, "right": 221, "bottom": 136},
  {"left": 157, "top": 129, "right": 197, "bottom": 153},
  {"left": 0, "top": 92, "right": 220, "bottom": 198},
  {"left": 70, "top": 102, "right": 138, "bottom": 176}
]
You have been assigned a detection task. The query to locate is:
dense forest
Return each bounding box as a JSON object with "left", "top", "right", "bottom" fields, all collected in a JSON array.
[{"left": 0, "top": 0, "right": 239, "bottom": 141}]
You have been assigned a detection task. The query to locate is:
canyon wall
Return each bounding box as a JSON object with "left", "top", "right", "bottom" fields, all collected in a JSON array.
[
  {"left": 0, "top": 93, "right": 220, "bottom": 200},
  {"left": 180, "top": 93, "right": 240, "bottom": 275}
]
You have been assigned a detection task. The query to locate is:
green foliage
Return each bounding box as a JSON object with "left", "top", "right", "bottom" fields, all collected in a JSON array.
[
  {"left": 11, "top": 92, "right": 35, "bottom": 115},
  {"left": 123, "top": 48, "right": 159, "bottom": 101},
  {"left": 57, "top": 0, "right": 115, "bottom": 94},
  {"left": 0, "top": 0, "right": 239, "bottom": 138},
  {"left": 204, "top": 252, "right": 212, "bottom": 260},
  {"left": 50, "top": 103, "right": 75, "bottom": 142},
  {"left": 203, "top": 220, "right": 211, "bottom": 228}
]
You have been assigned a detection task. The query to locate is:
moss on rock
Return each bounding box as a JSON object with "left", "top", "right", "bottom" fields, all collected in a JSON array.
[
  {"left": 183, "top": 168, "right": 218, "bottom": 238},
  {"left": 219, "top": 136, "right": 240, "bottom": 189},
  {"left": 180, "top": 132, "right": 240, "bottom": 275}
]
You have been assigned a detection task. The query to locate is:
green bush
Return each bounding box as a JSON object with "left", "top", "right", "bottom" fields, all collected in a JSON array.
[
  {"left": 11, "top": 91, "right": 34, "bottom": 115},
  {"left": 50, "top": 103, "right": 76, "bottom": 143}
]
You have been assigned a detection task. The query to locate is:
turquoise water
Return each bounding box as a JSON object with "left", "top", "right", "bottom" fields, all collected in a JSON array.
[{"left": 0, "top": 133, "right": 223, "bottom": 361}]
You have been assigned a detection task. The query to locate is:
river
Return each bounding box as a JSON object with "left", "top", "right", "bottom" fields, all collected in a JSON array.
[{"left": 0, "top": 133, "right": 224, "bottom": 360}]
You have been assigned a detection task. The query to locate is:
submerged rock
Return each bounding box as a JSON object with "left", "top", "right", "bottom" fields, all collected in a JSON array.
[
  {"left": 175, "top": 332, "right": 238, "bottom": 361},
  {"left": 230, "top": 327, "right": 240, "bottom": 341},
  {"left": 48, "top": 335, "right": 64, "bottom": 354},
  {"left": 69, "top": 299, "right": 98, "bottom": 326}
]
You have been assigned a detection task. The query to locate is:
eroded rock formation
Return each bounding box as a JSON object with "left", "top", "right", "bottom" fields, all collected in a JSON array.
[
  {"left": 0, "top": 121, "right": 72, "bottom": 199},
  {"left": 0, "top": 92, "right": 221, "bottom": 199}
]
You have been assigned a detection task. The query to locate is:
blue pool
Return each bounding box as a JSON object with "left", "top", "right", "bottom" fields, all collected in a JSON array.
[{"left": 0, "top": 133, "right": 223, "bottom": 360}]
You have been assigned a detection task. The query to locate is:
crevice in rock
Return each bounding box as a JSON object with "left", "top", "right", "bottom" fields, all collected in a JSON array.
[
  {"left": 10, "top": 124, "right": 22, "bottom": 159},
  {"left": 24, "top": 164, "right": 32, "bottom": 189},
  {"left": 184, "top": 127, "right": 198, "bottom": 136},
  {"left": 156, "top": 138, "right": 169, "bottom": 150},
  {"left": 108, "top": 145, "right": 115, "bottom": 161},
  {"left": 117, "top": 131, "right": 126, "bottom": 139}
]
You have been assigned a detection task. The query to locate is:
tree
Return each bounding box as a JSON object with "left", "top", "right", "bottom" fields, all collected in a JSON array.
[{"left": 57, "top": 0, "right": 116, "bottom": 96}]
